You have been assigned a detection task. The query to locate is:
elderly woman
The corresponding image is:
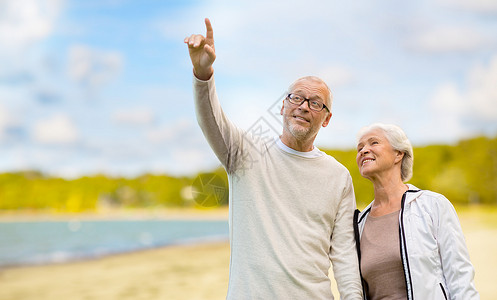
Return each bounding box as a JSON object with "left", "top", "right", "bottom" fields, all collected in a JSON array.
[{"left": 353, "top": 123, "right": 479, "bottom": 300}]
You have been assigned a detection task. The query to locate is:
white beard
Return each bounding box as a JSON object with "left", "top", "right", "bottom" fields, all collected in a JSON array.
[{"left": 286, "top": 119, "right": 311, "bottom": 140}]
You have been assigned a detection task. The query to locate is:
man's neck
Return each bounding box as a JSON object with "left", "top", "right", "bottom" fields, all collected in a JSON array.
[{"left": 279, "top": 133, "right": 315, "bottom": 152}]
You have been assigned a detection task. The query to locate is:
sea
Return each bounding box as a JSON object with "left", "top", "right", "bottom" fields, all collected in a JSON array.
[{"left": 0, "top": 219, "right": 229, "bottom": 267}]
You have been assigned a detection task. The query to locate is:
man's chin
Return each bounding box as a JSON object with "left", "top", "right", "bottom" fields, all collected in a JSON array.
[{"left": 289, "top": 125, "right": 310, "bottom": 140}]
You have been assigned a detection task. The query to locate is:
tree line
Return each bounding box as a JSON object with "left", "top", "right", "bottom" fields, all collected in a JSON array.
[
  {"left": 325, "top": 135, "right": 497, "bottom": 206},
  {"left": 0, "top": 135, "right": 496, "bottom": 212}
]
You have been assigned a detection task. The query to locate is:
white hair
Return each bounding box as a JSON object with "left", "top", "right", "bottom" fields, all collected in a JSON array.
[{"left": 357, "top": 123, "right": 414, "bottom": 182}]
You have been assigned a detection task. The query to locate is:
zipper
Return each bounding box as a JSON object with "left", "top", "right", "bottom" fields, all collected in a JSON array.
[
  {"left": 399, "top": 191, "right": 414, "bottom": 300},
  {"left": 439, "top": 283, "right": 448, "bottom": 300},
  {"left": 354, "top": 209, "right": 369, "bottom": 299}
]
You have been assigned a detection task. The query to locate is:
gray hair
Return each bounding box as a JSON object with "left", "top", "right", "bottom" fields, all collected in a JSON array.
[
  {"left": 357, "top": 123, "right": 414, "bottom": 182},
  {"left": 288, "top": 76, "right": 333, "bottom": 110}
]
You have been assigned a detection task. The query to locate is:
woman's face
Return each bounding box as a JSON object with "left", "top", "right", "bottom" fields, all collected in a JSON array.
[{"left": 356, "top": 129, "right": 403, "bottom": 180}]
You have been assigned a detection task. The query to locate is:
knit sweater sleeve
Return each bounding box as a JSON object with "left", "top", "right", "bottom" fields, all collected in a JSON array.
[
  {"left": 329, "top": 174, "right": 364, "bottom": 299},
  {"left": 193, "top": 75, "right": 245, "bottom": 173}
]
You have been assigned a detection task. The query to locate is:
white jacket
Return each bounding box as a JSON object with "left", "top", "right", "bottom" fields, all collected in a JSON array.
[{"left": 354, "top": 185, "right": 479, "bottom": 300}]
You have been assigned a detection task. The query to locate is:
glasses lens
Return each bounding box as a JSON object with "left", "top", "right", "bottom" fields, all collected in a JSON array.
[
  {"left": 288, "top": 94, "right": 302, "bottom": 105},
  {"left": 309, "top": 100, "right": 323, "bottom": 111}
]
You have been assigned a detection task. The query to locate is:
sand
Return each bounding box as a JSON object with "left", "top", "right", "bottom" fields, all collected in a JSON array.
[
  {"left": 0, "top": 206, "right": 495, "bottom": 299},
  {"left": 0, "top": 242, "right": 231, "bottom": 300}
]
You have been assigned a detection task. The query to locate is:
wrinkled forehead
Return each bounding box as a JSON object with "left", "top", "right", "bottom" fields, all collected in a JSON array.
[
  {"left": 289, "top": 78, "right": 331, "bottom": 106},
  {"left": 357, "top": 128, "right": 388, "bottom": 144}
]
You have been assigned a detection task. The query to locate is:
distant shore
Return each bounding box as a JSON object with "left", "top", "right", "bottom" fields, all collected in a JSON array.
[{"left": 0, "top": 206, "right": 229, "bottom": 222}]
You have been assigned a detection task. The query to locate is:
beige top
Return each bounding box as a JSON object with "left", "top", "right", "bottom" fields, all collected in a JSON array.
[
  {"left": 360, "top": 210, "right": 407, "bottom": 300},
  {"left": 194, "top": 76, "right": 363, "bottom": 299}
]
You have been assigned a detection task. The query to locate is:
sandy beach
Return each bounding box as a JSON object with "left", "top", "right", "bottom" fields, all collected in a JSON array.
[
  {"left": 1, "top": 206, "right": 495, "bottom": 300},
  {"left": 0, "top": 242, "right": 230, "bottom": 300}
]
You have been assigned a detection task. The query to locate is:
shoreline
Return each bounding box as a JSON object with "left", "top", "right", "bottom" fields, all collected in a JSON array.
[
  {"left": 0, "top": 235, "right": 230, "bottom": 270},
  {"left": 0, "top": 206, "right": 230, "bottom": 222},
  {"left": 0, "top": 214, "right": 230, "bottom": 269},
  {"left": 1, "top": 238, "right": 229, "bottom": 266},
  {"left": 3, "top": 203, "right": 492, "bottom": 222}
]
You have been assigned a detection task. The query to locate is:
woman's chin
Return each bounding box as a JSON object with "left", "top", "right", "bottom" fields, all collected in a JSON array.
[{"left": 359, "top": 170, "right": 373, "bottom": 181}]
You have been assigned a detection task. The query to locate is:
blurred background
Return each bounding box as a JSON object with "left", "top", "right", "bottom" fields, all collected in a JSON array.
[
  {"left": 0, "top": 0, "right": 496, "bottom": 299},
  {"left": 1, "top": 0, "right": 496, "bottom": 210}
]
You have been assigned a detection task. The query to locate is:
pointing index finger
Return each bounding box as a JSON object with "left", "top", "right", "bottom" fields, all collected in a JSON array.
[{"left": 205, "top": 18, "right": 213, "bottom": 40}]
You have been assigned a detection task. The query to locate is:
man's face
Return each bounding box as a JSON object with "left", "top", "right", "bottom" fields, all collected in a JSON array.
[{"left": 280, "top": 79, "right": 332, "bottom": 141}]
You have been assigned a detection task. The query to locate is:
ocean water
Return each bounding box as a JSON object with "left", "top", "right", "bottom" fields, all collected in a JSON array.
[{"left": 0, "top": 219, "right": 229, "bottom": 267}]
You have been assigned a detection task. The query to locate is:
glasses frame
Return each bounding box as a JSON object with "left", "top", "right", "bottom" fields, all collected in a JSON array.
[{"left": 286, "top": 93, "right": 329, "bottom": 112}]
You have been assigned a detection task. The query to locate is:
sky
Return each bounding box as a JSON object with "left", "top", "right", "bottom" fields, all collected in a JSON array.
[{"left": 1, "top": 0, "right": 497, "bottom": 178}]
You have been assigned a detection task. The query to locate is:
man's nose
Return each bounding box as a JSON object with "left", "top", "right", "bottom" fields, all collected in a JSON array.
[{"left": 298, "top": 99, "right": 310, "bottom": 111}]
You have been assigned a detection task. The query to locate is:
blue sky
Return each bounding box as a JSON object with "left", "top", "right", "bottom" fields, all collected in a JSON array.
[{"left": 1, "top": 0, "right": 496, "bottom": 178}]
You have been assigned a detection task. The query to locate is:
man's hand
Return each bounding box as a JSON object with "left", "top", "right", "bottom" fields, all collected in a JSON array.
[{"left": 184, "top": 18, "right": 216, "bottom": 81}]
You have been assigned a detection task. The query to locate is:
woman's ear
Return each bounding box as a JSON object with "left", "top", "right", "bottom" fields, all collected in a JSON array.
[{"left": 395, "top": 151, "right": 404, "bottom": 164}]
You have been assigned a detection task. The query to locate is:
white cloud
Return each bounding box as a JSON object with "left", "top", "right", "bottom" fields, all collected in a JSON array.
[
  {"left": 146, "top": 118, "right": 194, "bottom": 143},
  {"left": 0, "top": 0, "right": 63, "bottom": 52},
  {"left": 67, "top": 45, "right": 123, "bottom": 90},
  {"left": 430, "top": 82, "right": 466, "bottom": 115},
  {"left": 427, "top": 54, "right": 497, "bottom": 140},
  {"left": 168, "top": 147, "right": 219, "bottom": 175},
  {"left": 466, "top": 56, "right": 497, "bottom": 121},
  {"left": 427, "top": 82, "right": 471, "bottom": 141},
  {"left": 112, "top": 109, "right": 155, "bottom": 126},
  {"left": 0, "top": 0, "right": 64, "bottom": 81},
  {"left": 33, "top": 114, "right": 78, "bottom": 144},
  {"left": 406, "top": 26, "right": 490, "bottom": 53},
  {"left": 438, "top": 0, "right": 497, "bottom": 14}
]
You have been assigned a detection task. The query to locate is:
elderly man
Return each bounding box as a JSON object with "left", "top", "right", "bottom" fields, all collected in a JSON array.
[{"left": 184, "top": 18, "right": 362, "bottom": 299}]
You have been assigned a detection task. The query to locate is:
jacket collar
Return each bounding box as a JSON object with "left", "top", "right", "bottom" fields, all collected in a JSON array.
[
  {"left": 357, "top": 184, "right": 422, "bottom": 222},
  {"left": 404, "top": 184, "right": 422, "bottom": 204}
]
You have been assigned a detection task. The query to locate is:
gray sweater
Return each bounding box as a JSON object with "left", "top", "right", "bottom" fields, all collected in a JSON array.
[{"left": 194, "top": 76, "right": 363, "bottom": 299}]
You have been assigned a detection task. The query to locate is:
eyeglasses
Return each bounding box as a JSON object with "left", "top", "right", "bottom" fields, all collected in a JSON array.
[{"left": 286, "top": 94, "right": 329, "bottom": 112}]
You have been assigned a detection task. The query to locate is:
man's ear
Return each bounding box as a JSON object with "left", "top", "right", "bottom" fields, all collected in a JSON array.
[
  {"left": 280, "top": 100, "right": 285, "bottom": 116},
  {"left": 322, "top": 112, "right": 332, "bottom": 127}
]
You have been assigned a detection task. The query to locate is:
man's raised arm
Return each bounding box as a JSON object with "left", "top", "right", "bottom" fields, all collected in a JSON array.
[
  {"left": 184, "top": 19, "right": 244, "bottom": 172},
  {"left": 184, "top": 18, "right": 216, "bottom": 81}
]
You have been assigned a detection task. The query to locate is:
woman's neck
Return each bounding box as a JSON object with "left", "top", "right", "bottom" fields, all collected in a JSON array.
[{"left": 370, "top": 175, "right": 408, "bottom": 217}]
